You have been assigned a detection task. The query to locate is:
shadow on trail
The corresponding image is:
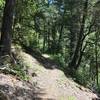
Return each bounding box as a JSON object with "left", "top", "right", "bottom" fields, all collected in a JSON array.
[
  {"left": 23, "top": 46, "right": 59, "bottom": 70},
  {"left": 0, "top": 84, "right": 55, "bottom": 100}
]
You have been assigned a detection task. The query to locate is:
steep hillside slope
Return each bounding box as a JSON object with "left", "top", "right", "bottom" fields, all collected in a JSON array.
[{"left": 0, "top": 50, "right": 99, "bottom": 100}]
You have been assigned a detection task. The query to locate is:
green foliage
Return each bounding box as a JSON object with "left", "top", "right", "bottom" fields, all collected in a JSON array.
[
  {"left": 95, "top": 84, "right": 100, "bottom": 93},
  {"left": 74, "top": 66, "right": 91, "bottom": 86},
  {"left": 11, "top": 64, "right": 29, "bottom": 81},
  {"left": 0, "top": 0, "right": 4, "bottom": 7},
  {"left": 0, "top": 55, "right": 29, "bottom": 81},
  {"left": 51, "top": 54, "right": 65, "bottom": 70},
  {"left": 60, "top": 96, "right": 76, "bottom": 100},
  {"left": 0, "top": 0, "right": 100, "bottom": 94},
  {"left": 12, "top": 0, "right": 100, "bottom": 92}
]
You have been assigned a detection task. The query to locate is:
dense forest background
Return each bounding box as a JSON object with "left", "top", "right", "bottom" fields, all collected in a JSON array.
[{"left": 0, "top": 0, "right": 100, "bottom": 93}]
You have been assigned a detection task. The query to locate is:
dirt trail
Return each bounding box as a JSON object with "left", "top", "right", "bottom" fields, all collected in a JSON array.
[
  {"left": 20, "top": 52, "right": 99, "bottom": 100},
  {"left": 0, "top": 51, "right": 99, "bottom": 100}
]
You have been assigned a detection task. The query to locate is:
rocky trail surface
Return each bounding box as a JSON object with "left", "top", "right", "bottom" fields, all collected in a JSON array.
[{"left": 0, "top": 51, "right": 99, "bottom": 100}]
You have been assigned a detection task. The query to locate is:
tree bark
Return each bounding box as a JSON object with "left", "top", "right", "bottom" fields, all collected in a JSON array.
[
  {"left": 95, "top": 32, "right": 99, "bottom": 86},
  {"left": 0, "top": 0, "right": 15, "bottom": 56},
  {"left": 68, "top": 0, "right": 89, "bottom": 71}
]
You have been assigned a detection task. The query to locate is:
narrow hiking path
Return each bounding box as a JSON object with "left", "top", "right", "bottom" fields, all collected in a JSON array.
[
  {"left": 20, "top": 51, "right": 99, "bottom": 100},
  {"left": 0, "top": 50, "right": 99, "bottom": 100}
]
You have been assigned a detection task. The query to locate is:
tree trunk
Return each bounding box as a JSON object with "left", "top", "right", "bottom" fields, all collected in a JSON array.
[
  {"left": 95, "top": 32, "right": 99, "bottom": 86},
  {"left": 68, "top": 0, "right": 89, "bottom": 71},
  {"left": 0, "top": 0, "right": 15, "bottom": 56}
]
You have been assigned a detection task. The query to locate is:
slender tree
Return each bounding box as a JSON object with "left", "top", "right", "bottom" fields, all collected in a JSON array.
[{"left": 68, "top": 0, "right": 89, "bottom": 71}]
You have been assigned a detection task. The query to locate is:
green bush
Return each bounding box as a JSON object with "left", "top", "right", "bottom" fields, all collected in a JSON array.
[
  {"left": 10, "top": 60, "right": 29, "bottom": 81},
  {"left": 50, "top": 54, "right": 66, "bottom": 70},
  {"left": 74, "top": 66, "right": 91, "bottom": 87}
]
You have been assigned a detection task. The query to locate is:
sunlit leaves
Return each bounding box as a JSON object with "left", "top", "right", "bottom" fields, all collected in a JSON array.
[{"left": 0, "top": 0, "right": 4, "bottom": 7}]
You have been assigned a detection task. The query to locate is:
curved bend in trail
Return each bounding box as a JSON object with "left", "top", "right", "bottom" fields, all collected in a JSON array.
[{"left": 0, "top": 52, "right": 99, "bottom": 100}]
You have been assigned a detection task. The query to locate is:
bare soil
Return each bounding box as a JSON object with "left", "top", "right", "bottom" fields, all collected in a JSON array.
[{"left": 0, "top": 51, "right": 99, "bottom": 100}]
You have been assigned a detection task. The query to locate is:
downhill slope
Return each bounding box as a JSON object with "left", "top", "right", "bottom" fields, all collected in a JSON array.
[{"left": 0, "top": 50, "right": 99, "bottom": 100}]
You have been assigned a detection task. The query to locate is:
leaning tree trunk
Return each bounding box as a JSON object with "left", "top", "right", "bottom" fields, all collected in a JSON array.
[{"left": 0, "top": 0, "right": 15, "bottom": 56}]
